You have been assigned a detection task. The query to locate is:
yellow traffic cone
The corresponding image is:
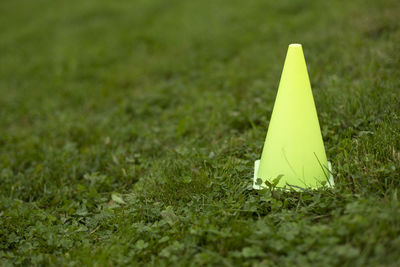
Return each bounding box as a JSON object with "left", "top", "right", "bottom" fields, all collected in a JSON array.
[{"left": 254, "top": 44, "right": 333, "bottom": 190}]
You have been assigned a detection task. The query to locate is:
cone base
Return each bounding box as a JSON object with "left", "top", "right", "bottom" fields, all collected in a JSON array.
[{"left": 253, "top": 160, "right": 334, "bottom": 190}]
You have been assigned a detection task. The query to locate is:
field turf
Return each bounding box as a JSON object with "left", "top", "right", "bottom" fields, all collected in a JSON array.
[{"left": 1, "top": 0, "right": 400, "bottom": 265}]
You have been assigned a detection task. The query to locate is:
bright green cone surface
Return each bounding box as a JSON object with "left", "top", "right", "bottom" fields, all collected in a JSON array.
[{"left": 257, "top": 44, "right": 329, "bottom": 189}]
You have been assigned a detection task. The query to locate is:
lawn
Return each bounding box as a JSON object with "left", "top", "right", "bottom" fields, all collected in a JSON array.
[{"left": 1, "top": 0, "right": 400, "bottom": 265}]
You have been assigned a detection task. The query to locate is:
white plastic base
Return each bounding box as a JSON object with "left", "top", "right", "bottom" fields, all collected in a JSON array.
[{"left": 253, "top": 160, "right": 334, "bottom": 190}]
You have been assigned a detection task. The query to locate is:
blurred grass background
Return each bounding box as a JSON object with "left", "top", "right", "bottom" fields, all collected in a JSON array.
[{"left": 1, "top": 0, "right": 400, "bottom": 265}]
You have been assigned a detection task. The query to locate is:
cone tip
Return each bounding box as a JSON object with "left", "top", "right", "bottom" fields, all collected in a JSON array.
[{"left": 289, "top": 43, "right": 302, "bottom": 47}]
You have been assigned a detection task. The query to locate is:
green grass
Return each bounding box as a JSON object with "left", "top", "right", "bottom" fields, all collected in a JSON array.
[{"left": 1, "top": 0, "right": 400, "bottom": 265}]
